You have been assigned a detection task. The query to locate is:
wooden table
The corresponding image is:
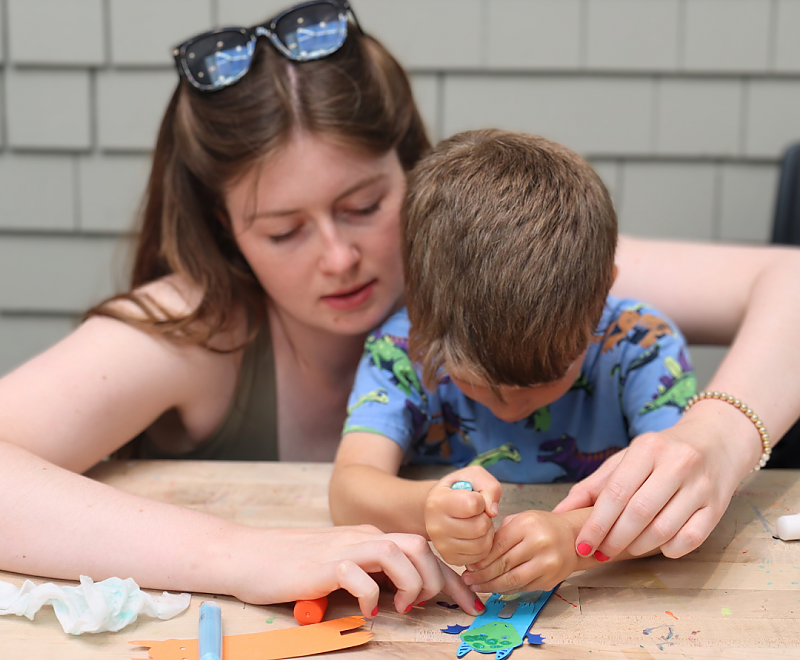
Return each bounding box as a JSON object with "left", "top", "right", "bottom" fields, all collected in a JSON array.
[{"left": 2, "top": 461, "right": 800, "bottom": 659}]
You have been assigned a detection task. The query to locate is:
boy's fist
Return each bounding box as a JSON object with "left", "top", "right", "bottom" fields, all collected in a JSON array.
[
  {"left": 463, "top": 509, "right": 581, "bottom": 594},
  {"left": 424, "top": 466, "right": 503, "bottom": 566}
]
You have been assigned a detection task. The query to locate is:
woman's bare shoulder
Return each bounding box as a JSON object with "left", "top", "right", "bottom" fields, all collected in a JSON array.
[
  {"left": 102, "top": 273, "right": 250, "bottom": 351},
  {"left": 0, "top": 275, "right": 247, "bottom": 472}
]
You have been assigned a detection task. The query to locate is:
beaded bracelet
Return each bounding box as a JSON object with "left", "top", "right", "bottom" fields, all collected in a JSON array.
[{"left": 684, "top": 391, "right": 771, "bottom": 471}]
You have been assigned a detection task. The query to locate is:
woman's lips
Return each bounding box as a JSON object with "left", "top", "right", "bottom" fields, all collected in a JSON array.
[{"left": 322, "top": 280, "right": 377, "bottom": 310}]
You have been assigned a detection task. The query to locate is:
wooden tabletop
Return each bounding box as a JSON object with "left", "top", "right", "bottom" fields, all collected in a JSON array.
[{"left": 2, "top": 461, "right": 800, "bottom": 659}]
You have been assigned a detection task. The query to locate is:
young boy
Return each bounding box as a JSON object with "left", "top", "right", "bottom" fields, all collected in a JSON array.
[{"left": 329, "top": 130, "right": 696, "bottom": 594}]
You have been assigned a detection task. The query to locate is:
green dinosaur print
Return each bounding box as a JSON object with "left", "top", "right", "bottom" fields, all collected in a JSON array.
[
  {"left": 469, "top": 443, "right": 522, "bottom": 468},
  {"left": 365, "top": 334, "right": 423, "bottom": 398},
  {"left": 460, "top": 621, "right": 522, "bottom": 653},
  {"left": 528, "top": 407, "right": 551, "bottom": 432},
  {"left": 341, "top": 424, "right": 385, "bottom": 436},
  {"left": 569, "top": 372, "right": 594, "bottom": 396},
  {"left": 347, "top": 388, "right": 389, "bottom": 414},
  {"left": 640, "top": 356, "right": 697, "bottom": 414}
]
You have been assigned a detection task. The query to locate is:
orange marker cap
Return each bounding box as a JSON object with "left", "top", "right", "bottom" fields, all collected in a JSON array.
[{"left": 294, "top": 596, "right": 328, "bottom": 625}]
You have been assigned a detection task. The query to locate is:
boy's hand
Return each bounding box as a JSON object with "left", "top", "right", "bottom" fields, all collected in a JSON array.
[
  {"left": 461, "top": 510, "right": 580, "bottom": 594},
  {"left": 424, "top": 466, "right": 503, "bottom": 566}
]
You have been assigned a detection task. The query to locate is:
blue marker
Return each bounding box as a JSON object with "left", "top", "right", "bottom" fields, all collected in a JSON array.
[
  {"left": 451, "top": 480, "right": 473, "bottom": 491},
  {"left": 199, "top": 601, "right": 222, "bottom": 660}
]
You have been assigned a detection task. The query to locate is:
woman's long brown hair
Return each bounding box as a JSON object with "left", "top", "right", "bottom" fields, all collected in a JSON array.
[{"left": 86, "top": 29, "right": 430, "bottom": 350}]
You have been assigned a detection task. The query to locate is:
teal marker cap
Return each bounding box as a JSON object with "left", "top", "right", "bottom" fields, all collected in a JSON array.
[
  {"left": 451, "top": 480, "right": 473, "bottom": 491},
  {"left": 199, "top": 601, "right": 222, "bottom": 660}
]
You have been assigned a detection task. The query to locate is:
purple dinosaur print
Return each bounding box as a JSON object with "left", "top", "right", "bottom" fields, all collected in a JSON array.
[
  {"left": 538, "top": 434, "right": 622, "bottom": 482},
  {"left": 659, "top": 349, "right": 693, "bottom": 389}
]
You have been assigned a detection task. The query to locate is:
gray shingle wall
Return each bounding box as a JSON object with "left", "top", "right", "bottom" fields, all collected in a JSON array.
[{"left": 1, "top": 0, "right": 797, "bottom": 376}]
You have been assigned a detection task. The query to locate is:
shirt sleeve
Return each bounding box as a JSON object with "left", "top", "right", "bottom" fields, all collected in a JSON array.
[
  {"left": 342, "top": 331, "right": 430, "bottom": 454},
  {"left": 616, "top": 307, "right": 697, "bottom": 438}
]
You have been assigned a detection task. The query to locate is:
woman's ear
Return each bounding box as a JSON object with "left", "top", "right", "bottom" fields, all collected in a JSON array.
[{"left": 216, "top": 207, "right": 232, "bottom": 231}]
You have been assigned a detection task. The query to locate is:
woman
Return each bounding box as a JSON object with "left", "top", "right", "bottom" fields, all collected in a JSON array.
[{"left": 0, "top": 0, "right": 798, "bottom": 606}]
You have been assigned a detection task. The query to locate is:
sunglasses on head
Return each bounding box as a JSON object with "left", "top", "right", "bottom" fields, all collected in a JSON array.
[{"left": 172, "top": 0, "right": 361, "bottom": 92}]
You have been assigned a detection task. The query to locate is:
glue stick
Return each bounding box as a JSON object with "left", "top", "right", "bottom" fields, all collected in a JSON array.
[
  {"left": 294, "top": 596, "right": 328, "bottom": 625},
  {"left": 776, "top": 513, "right": 800, "bottom": 541},
  {"left": 199, "top": 601, "right": 222, "bottom": 660}
]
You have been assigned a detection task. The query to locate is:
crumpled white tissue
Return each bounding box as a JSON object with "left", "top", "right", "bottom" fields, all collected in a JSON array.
[{"left": 0, "top": 575, "right": 191, "bottom": 635}]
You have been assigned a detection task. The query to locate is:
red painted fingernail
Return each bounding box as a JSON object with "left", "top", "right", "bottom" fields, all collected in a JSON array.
[
  {"left": 594, "top": 550, "right": 610, "bottom": 562},
  {"left": 405, "top": 604, "right": 413, "bottom": 613},
  {"left": 418, "top": 600, "right": 428, "bottom": 606},
  {"left": 371, "top": 606, "right": 379, "bottom": 617},
  {"left": 576, "top": 542, "right": 592, "bottom": 556},
  {"left": 474, "top": 597, "right": 486, "bottom": 612}
]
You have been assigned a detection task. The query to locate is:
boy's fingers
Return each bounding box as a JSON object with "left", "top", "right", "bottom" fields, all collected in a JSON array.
[
  {"left": 466, "top": 519, "right": 524, "bottom": 572},
  {"left": 434, "top": 512, "right": 495, "bottom": 541},
  {"left": 467, "top": 535, "right": 566, "bottom": 594},
  {"left": 431, "top": 489, "right": 489, "bottom": 520},
  {"left": 498, "top": 513, "right": 518, "bottom": 528},
  {"left": 443, "top": 466, "right": 503, "bottom": 516},
  {"left": 466, "top": 468, "right": 504, "bottom": 516},
  {"left": 469, "top": 556, "right": 548, "bottom": 595}
]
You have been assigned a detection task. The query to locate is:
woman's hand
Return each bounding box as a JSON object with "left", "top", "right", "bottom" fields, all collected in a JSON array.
[
  {"left": 553, "top": 406, "right": 760, "bottom": 560},
  {"left": 424, "top": 466, "right": 503, "bottom": 567},
  {"left": 229, "top": 524, "right": 483, "bottom": 618},
  {"left": 461, "top": 510, "right": 581, "bottom": 594}
]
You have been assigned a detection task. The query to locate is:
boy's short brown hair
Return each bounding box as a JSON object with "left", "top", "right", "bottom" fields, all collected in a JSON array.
[{"left": 403, "top": 129, "right": 617, "bottom": 390}]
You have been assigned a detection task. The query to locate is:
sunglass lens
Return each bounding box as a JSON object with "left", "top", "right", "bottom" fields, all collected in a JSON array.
[
  {"left": 184, "top": 29, "right": 254, "bottom": 89},
  {"left": 274, "top": 2, "right": 347, "bottom": 60}
]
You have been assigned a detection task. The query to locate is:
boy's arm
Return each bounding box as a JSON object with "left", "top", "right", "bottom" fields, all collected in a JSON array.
[{"left": 329, "top": 432, "right": 436, "bottom": 536}]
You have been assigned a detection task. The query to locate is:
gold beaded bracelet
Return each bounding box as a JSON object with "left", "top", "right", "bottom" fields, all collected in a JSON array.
[{"left": 684, "top": 391, "right": 771, "bottom": 471}]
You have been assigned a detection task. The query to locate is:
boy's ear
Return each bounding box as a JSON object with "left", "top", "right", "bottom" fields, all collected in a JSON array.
[{"left": 612, "top": 264, "right": 619, "bottom": 286}]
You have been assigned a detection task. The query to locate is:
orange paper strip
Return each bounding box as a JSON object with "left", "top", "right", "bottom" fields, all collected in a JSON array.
[{"left": 130, "top": 615, "right": 371, "bottom": 660}]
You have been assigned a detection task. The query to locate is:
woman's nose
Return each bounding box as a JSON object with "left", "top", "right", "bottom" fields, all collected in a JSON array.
[{"left": 319, "top": 227, "right": 359, "bottom": 274}]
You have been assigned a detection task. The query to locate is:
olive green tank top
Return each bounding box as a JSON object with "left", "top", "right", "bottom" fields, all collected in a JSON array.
[{"left": 136, "top": 322, "right": 278, "bottom": 461}]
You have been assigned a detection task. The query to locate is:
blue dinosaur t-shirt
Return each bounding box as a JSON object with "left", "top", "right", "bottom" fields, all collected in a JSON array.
[{"left": 343, "top": 296, "right": 696, "bottom": 483}]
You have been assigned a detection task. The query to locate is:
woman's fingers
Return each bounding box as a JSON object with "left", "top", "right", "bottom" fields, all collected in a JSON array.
[
  {"left": 552, "top": 449, "right": 626, "bottom": 514},
  {"left": 383, "top": 533, "right": 446, "bottom": 610},
  {"left": 659, "top": 506, "right": 718, "bottom": 558},
  {"left": 592, "top": 465, "right": 686, "bottom": 559},
  {"left": 573, "top": 445, "right": 656, "bottom": 558},
  {"left": 325, "top": 536, "right": 427, "bottom": 614},
  {"left": 384, "top": 533, "right": 484, "bottom": 615},
  {"left": 322, "top": 559, "right": 382, "bottom": 618},
  {"left": 437, "top": 559, "right": 485, "bottom": 615}
]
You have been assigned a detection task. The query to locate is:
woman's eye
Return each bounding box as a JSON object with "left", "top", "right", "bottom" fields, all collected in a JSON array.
[
  {"left": 269, "top": 227, "right": 300, "bottom": 243},
  {"left": 352, "top": 200, "right": 381, "bottom": 215}
]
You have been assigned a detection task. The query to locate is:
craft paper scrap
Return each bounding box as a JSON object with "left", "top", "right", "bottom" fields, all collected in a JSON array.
[
  {"left": 0, "top": 575, "right": 190, "bottom": 635},
  {"left": 456, "top": 587, "right": 556, "bottom": 659},
  {"left": 131, "top": 615, "right": 372, "bottom": 660}
]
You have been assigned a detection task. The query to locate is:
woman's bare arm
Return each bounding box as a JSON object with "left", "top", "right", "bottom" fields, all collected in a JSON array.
[
  {"left": 613, "top": 235, "right": 800, "bottom": 438},
  {"left": 559, "top": 236, "right": 800, "bottom": 562},
  {"left": 0, "top": 304, "right": 478, "bottom": 614}
]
